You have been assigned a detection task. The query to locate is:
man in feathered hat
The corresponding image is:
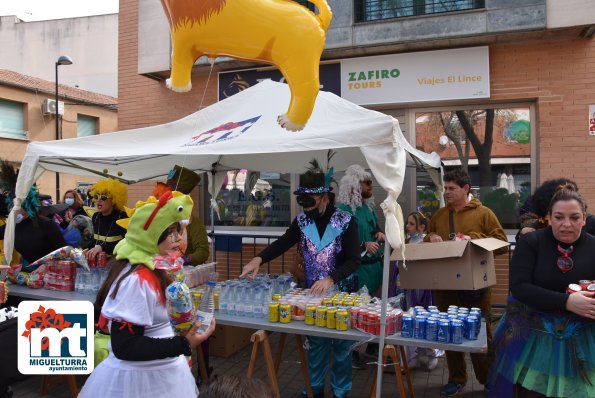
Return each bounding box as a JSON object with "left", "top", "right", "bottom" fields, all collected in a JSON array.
[
  {"left": 153, "top": 165, "right": 209, "bottom": 265},
  {"left": 241, "top": 169, "right": 360, "bottom": 398}
]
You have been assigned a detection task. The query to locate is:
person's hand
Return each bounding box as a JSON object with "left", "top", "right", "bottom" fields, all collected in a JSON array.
[
  {"left": 240, "top": 257, "right": 262, "bottom": 279},
  {"left": 520, "top": 227, "right": 536, "bottom": 235},
  {"left": 185, "top": 319, "right": 217, "bottom": 348},
  {"left": 310, "top": 277, "right": 334, "bottom": 296},
  {"left": 365, "top": 241, "right": 380, "bottom": 255},
  {"left": 375, "top": 232, "right": 386, "bottom": 243},
  {"left": 566, "top": 291, "right": 595, "bottom": 319},
  {"left": 87, "top": 245, "right": 103, "bottom": 259},
  {"left": 428, "top": 233, "right": 443, "bottom": 243}
]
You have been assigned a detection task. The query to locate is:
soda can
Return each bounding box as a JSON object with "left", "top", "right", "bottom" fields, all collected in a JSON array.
[
  {"left": 401, "top": 314, "right": 413, "bottom": 338},
  {"left": 579, "top": 280, "right": 592, "bottom": 290},
  {"left": 316, "top": 306, "right": 327, "bottom": 327},
  {"left": 268, "top": 303, "right": 280, "bottom": 322},
  {"left": 88, "top": 254, "right": 96, "bottom": 268},
  {"left": 305, "top": 305, "right": 317, "bottom": 325},
  {"left": 369, "top": 311, "right": 380, "bottom": 335},
  {"left": 413, "top": 315, "right": 426, "bottom": 340},
  {"left": 466, "top": 316, "right": 479, "bottom": 340},
  {"left": 272, "top": 294, "right": 282, "bottom": 302},
  {"left": 293, "top": 302, "right": 305, "bottom": 321},
  {"left": 437, "top": 319, "right": 450, "bottom": 343},
  {"left": 386, "top": 311, "right": 397, "bottom": 335},
  {"left": 322, "top": 298, "right": 333, "bottom": 307},
  {"left": 279, "top": 303, "right": 292, "bottom": 323},
  {"left": 470, "top": 307, "right": 482, "bottom": 317},
  {"left": 427, "top": 305, "right": 438, "bottom": 312},
  {"left": 336, "top": 309, "right": 350, "bottom": 331},
  {"left": 425, "top": 317, "right": 438, "bottom": 341},
  {"left": 567, "top": 283, "right": 582, "bottom": 294},
  {"left": 451, "top": 319, "right": 464, "bottom": 344},
  {"left": 447, "top": 305, "right": 458, "bottom": 311},
  {"left": 191, "top": 291, "right": 202, "bottom": 310},
  {"left": 97, "top": 252, "right": 108, "bottom": 268},
  {"left": 458, "top": 307, "right": 469, "bottom": 313},
  {"left": 326, "top": 307, "right": 337, "bottom": 329},
  {"left": 438, "top": 312, "right": 449, "bottom": 319},
  {"left": 588, "top": 284, "right": 595, "bottom": 292}
]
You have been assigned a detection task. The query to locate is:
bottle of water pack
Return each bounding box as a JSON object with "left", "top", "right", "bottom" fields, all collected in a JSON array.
[
  {"left": 235, "top": 284, "right": 245, "bottom": 316},
  {"left": 227, "top": 282, "right": 237, "bottom": 316},
  {"left": 244, "top": 285, "right": 254, "bottom": 317},
  {"left": 218, "top": 282, "right": 228, "bottom": 314},
  {"left": 199, "top": 280, "right": 216, "bottom": 314},
  {"left": 253, "top": 287, "right": 263, "bottom": 318}
]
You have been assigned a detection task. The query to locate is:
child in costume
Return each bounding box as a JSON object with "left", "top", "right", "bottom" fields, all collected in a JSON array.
[
  {"left": 86, "top": 178, "right": 128, "bottom": 258},
  {"left": 79, "top": 191, "right": 215, "bottom": 398}
]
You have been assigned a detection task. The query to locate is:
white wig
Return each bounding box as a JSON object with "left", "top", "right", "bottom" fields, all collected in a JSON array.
[{"left": 337, "top": 164, "right": 375, "bottom": 212}]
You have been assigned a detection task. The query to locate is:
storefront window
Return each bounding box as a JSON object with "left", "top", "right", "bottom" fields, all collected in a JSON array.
[
  {"left": 355, "top": 0, "right": 485, "bottom": 22},
  {"left": 211, "top": 170, "right": 292, "bottom": 227},
  {"left": 415, "top": 106, "right": 533, "bottom": 229}
]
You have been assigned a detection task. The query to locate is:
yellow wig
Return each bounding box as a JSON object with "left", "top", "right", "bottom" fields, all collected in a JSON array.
[{"left": 90, "top": 178, "right": 128, "bottom": 211}]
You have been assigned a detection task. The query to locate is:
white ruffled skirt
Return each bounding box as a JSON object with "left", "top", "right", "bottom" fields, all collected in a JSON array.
[{"left": 79, "top": 353, "right": 198, "bottom": 398}]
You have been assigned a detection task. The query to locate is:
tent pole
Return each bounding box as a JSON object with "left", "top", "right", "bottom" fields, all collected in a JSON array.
[
  {"left": 210, "top": 168, "right": 216, "bottom": 264},
  {"left": 376, "top": 240, "right": 390, "bottom": 397}
]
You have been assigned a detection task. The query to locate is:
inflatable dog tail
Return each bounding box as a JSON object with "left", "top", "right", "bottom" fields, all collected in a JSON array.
[{"left": 308, "top": 0, "right": 333, "bottom": 31}]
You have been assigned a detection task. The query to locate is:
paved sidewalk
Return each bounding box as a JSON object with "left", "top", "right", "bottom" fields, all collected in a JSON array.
[{"left": 11, "top": 333, "right": 488, "bottom": 397}]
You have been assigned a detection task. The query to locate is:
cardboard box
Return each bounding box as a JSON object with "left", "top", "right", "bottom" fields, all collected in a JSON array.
[
  {"left": 210, "top": 324, "right": 255, "bottom": 358},
  {"left": 391, "top": 238, "right": 509, "bottom": 290}
]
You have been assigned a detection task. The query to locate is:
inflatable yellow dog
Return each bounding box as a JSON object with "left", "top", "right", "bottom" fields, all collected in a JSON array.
[{"left": 160, "top": 0, "right": 332, "bottom": 131}]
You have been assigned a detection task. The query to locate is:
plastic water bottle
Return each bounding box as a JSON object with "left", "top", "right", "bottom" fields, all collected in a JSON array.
[
  {"left": 199, "top": 280, "right": 216, "bottom": 314},
  {"left": 235, "top": 284, "right": 245, "bottom": 316},
  {"left": 253, "top": 287, "right": 263, "bottom": 318},
  {"left": 244, "top": 284, "right": 254, "bottom": 317},
  {"left": 227, "top": 282, "right": 236, "bottom": 316},
  {"left": 218, "top": 283, "right": 228, "bottom": 314}
]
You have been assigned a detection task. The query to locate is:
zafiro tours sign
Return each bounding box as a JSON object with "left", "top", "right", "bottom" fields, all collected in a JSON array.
[
  {"left": 18, "top": 301, "right": 94, "bottom": 374},
  {"left": 340, "top": 46, "right": 490, "bottom": 106}
]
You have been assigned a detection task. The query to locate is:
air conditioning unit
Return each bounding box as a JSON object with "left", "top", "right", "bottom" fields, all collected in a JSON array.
[{"left": 42, "top": 99, "right": 64, "bottom": 116}]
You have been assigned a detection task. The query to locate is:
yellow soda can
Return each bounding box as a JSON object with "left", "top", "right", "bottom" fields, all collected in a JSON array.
[
  {"left": 336, "top": 309, "right": 350, "bottom": 331},
  {"left": 272, "top": 294, "right": 282, "bottom": 302},
  {"left": 268, "top": 303, "right": 280, "bottom": 322},
  {"left": 316, "top": 306, "right": 327, "bottom": 327},
  {"left": 214, "top": 291, "right": 220, "bottom": 311},
  {"left": 326, "top": 307, "right": 337, "bottom": 329},
  {"left": 322, "top": 299, "right": 333, "bottom": 307},
  {"left": 279, "top": 303, "right": 292, "bottom": 323},
  {"left": 305, "top": 305, "right": 317, "bottom": 325}
]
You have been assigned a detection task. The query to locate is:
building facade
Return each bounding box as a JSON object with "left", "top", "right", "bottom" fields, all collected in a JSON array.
[
  {"left": 0, "top": 14, "right": 118, "bottom": 97},
  {"left": 0, "top": 70, "right": 117, "bottom": 201}
]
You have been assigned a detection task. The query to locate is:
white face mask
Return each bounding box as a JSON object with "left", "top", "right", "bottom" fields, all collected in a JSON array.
[
  {"left": 15, "top": 213, "right": 25, "bottom": 224},
  {"left": 65, "top": 198, "right": 75, "bottom": 206}
]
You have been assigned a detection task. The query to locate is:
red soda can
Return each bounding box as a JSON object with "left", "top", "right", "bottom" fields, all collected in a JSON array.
[
  {"left": 349, "top": 307, "right": 360, "bottom": 329},
  {"left": 88, "top": 254, "right": 96, "bottom": 268},
  {"left": 567, "top": 283, "right": 582, "bottom": 294},
  {"left": 97, "top": 252, "right": 107, "bottom": 268},
  {"left": 587, "top": 284, "right": 595, "bottom": 292},
  {"left": 386, "top": 312, "right": 396, "bottom": 335},
  {"left": 579, "top": 280, "right": 592, "bottom": 290},
  {"left": 369, "top": 311, "right": 379, "bottom": 336}
]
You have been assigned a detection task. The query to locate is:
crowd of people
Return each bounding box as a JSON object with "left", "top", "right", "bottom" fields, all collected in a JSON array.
[{"left": 2, "top": 159, "right": 594, "bottom": 398}]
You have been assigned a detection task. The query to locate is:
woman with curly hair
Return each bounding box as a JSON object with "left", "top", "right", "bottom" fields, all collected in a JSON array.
[{"left": 86, "top": 178, "right": 128, "bottom": 259}]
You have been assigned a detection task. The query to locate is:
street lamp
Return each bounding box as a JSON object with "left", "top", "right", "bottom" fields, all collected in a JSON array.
[{"left": 55, "top": 55, "right": 73, "bottom": 202}]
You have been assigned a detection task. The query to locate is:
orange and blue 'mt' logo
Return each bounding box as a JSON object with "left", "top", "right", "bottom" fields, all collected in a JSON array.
[{"left": 18, "top": 301, "right": 94, "bottom": 374}]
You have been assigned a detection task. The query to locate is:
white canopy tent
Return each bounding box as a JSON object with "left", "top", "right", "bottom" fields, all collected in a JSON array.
[{"left": 7, "top": 80, "right": 442, "bottom": 395}]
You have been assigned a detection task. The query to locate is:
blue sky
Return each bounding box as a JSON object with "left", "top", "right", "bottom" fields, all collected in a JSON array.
[{"left": 0, "top": 0, "right": 118, "bottom": 21}]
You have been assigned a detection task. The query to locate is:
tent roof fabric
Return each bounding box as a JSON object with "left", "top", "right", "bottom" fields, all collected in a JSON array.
[{"left": 9, "top": 80, "right": 441, "bottom": 264}]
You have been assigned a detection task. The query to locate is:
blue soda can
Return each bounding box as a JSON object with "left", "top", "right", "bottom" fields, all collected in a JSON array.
[
  {"left": 447, "top": 310, "right": 458, "bottom": 316},
  {"left": 458, "top": 307, "right": 469, "bottom": 312},
  {"left": 413, "top": 315, "right": 426, "bottom": 340},
  {"left": 438, "top": 312, "right": 449, "bottom": 319},
  {"left": 401, "top": 314, "right": 413, "bottom": 338},
  {"left": 426, "top": 317, "right": 438, "bottom": 341},
  {"left": 469, "top": 309, "right": 481, "bottom": 319},
  {"left": 448, "top": 305, "right": 458, "bottom": 311},
  {"left": 437, "top": 319, "right": 450, "bottom": 343},
  {"left": 470, "top": 307, "right": 482, "bottom": 317},
  {"left": 451, "top": 319, "right": 464, "bottom": 344},
  {"left": 447, "top": 314, "right": 459, "bottom": 324},
  {"left": 466, "top": 316, "right": 479, "bottom": 340},
  {"left": 427, "top": 305, "right": 438, "bottom": 312}
]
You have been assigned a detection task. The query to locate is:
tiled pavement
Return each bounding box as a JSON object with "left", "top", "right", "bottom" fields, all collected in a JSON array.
[{"left": 11, "top": 333, "right": 487, "bottom": 398}]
